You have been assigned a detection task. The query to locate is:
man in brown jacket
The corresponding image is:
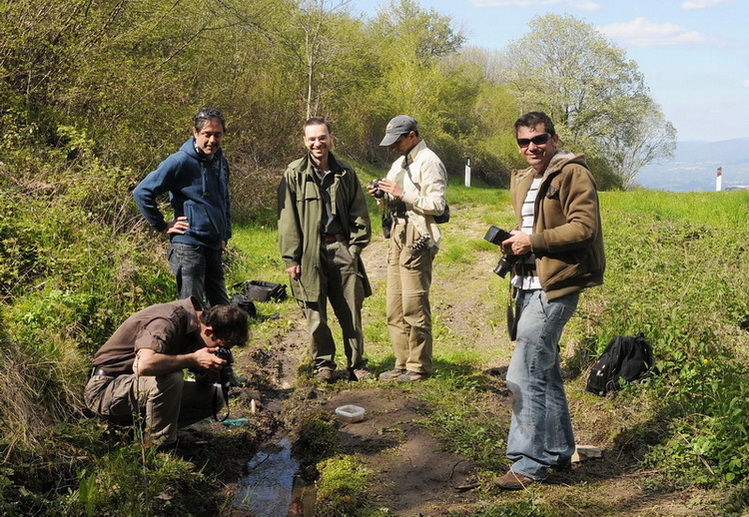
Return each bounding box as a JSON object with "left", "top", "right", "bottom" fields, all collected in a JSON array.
[
  {"left": 493, "top": 112, "right": 605, "bottom": 490},
  {"left": 84, "top": 298, "right": 249, "bottom": 447}
]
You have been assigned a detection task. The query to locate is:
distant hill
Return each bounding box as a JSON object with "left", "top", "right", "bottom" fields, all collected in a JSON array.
[{"left": 635, "top": 138, "right": 749, "bottom": 192}]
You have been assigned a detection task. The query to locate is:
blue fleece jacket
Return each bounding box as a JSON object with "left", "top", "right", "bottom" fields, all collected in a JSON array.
[{"left": 133, "top": 138, "right": 231, "bottom": 250}]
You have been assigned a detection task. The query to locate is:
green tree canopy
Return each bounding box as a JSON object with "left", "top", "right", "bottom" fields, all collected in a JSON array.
[{"left": 501, "top": 13, "right": 676, "bottom": 188}]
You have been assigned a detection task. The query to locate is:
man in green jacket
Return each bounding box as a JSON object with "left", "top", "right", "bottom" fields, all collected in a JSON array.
[
  {"left": 493, "top": 112, "right": 605, "bottom": 490},
  {"left": 278, "top": 117, "right": 372, "bottom": 382}
]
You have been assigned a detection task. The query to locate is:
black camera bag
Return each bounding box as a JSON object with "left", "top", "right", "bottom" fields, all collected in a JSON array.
[
  {"left": 241, "top": 280, "right": 287, "bottom": 303},
  {"left": 433, "top": 203, "right": 450, "bottom": 224},
  {"left": 229, "top": 292, "right": 257, "bottom": 318}
]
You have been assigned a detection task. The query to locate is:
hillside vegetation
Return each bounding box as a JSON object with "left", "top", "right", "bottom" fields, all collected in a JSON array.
[
  {"left": 1, "top": 155, "right": 748, "bottom": 514},
  {"left": 2, "top": 0, "right": 675, "bottom": 192},
  {"left": 0, "top": 0, "right": 745, "bottom": 514}
]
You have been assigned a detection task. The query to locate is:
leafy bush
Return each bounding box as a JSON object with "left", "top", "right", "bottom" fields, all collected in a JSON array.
[{"left": 57, "top": 446, "right": 217, "bottom": 517}]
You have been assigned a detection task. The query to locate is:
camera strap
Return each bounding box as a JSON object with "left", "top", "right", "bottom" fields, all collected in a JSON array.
[{"left": 506, "top": 283, "right": 520, "bottom": 341}]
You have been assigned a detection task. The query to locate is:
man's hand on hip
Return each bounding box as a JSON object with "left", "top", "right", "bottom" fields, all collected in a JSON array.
[{"left": 166, "top": 216, "right": 189, "bottom": 235}]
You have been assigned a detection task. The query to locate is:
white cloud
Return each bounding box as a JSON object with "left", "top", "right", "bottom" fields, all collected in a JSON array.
[
  {"left": 470, "top": 0, "right": 601, "bottom": 11},
  {"left": 599, "top": 17, "right": 714, "bottom": 47},
  {"left": 743, "top": 80, "right": 749, "bottom": 87},
  {"left": 681, "top": 0, "right": 732, "bottom": 9}
]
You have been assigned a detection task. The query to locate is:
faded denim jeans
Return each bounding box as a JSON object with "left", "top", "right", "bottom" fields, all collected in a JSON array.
[
  {"left": 506, "top": 289, "right": 579, "bottom": 480},
  {"left": 168, "top": 242, "right": 230, "bottom": 307}
]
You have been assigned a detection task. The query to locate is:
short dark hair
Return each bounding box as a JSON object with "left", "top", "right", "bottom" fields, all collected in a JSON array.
[
  {"left": 304, "top": 116, "right": 332, "bottom": 134},
  {"left": 194, "top": 107, "right": 226, "bottom": 131},
  {"left": 200, "top": 305, "right": 249, "bottom": 348},
  {"left": 515, "top": 111, "right": 555, "bottom": 137}
]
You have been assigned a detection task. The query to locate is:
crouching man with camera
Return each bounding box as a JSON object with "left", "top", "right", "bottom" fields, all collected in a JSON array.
[
  {"left": 493, "top": 112, "right": 605, "bottom": 490},
  {"left": 84, "top": 298, "right": 249, "bottom": 447}
]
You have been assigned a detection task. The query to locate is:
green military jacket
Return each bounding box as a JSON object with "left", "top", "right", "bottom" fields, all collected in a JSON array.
[{"left": 278, "top": 152, "right": 371, "bottom": 302}]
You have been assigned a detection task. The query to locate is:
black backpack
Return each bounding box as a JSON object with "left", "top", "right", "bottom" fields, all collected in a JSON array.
[
  {"left": 232, "top": 280, "right": 287, "bottom": 303},
  {"left": 586, "top": 333, "right": 654, "bottom": 396},
  {"left": 229, "top": 292, "right": 257, "bottom": 319}
]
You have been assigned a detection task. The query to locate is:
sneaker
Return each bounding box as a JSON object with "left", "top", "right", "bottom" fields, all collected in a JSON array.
[
  {"left": 396, "top": 370, "right": 429, "bottom": 382},
  {"left": 315, "top": 368, "right": 335, "bottom": 383},
  {"left": 349, "top": 368, "right": 374, "bottom": 381},
  {"left": 492, "top": 471, "right": 535, "bottom": 491},
  {"left": 379, "top": 368, "right": 407, "bottom": 381}
]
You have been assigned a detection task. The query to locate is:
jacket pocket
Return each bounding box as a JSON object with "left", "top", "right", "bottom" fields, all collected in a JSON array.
[
  {"left": 540, "top": 253, "right": 579, "bottom": 286},
  {"left": 185, "top": 201, "right": 220, "bottom": 241}
]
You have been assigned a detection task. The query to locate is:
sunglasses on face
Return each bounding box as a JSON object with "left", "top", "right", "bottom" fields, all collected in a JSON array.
[{"left": 517, "top": 133, "right": 551, "bottom": 148}]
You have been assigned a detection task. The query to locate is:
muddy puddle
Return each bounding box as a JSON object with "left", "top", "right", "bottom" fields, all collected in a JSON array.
[{"left": 233, "top": 437, "right": 315, "bottom": 517}]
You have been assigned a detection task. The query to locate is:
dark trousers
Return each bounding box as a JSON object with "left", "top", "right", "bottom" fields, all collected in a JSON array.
[{"left": 168, "top": 242, "right": 230, "bottom": 307}]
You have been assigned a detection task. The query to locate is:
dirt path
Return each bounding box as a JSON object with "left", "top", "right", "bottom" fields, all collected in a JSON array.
[{"left": 217, "top": 227, "right": 720, "bottom": 516}]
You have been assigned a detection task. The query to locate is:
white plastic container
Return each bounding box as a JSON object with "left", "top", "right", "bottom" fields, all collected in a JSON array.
[{"left": 334, "top": 404, "right": 365, "bottom": 423}]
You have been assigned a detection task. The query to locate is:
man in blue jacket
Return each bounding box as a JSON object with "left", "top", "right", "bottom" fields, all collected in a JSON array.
[{"left": 134, "top": 108, "right": 232, "bottom": 307}]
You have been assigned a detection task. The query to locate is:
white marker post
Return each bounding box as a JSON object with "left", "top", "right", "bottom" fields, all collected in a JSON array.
[
  {"left": 716, "top": 166, "right": 722, "bottom": 192},
  {"left": 465, "top": 157, "right": 471, "bottom": 187}
]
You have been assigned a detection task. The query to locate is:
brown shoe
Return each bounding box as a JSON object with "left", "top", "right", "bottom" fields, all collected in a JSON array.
[
  {"left": 492, "top": 471, "right": 535, "bottom": 490},
  {"left": 378, "top": 368, "right": 407, "bottom": 381},
  {"left": 349, "top": 368, "right": 374, "bottom": 381},
  {"left": 396, "top": 370, "right": 429, "bottom": 382},
  {"left": 315, "top": 368, "right": 335, "bottom": 383}
]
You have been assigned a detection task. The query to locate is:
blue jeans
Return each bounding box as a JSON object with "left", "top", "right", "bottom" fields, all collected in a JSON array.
[
  {"left": 506, "top": 289, "right": 579, "bottom": 480},
  {"left": 168, "top": 242, "right": 230, "bottom": 307}
]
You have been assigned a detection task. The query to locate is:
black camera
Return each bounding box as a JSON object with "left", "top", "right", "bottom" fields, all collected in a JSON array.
[
  {"left": 493, "top": 254, "right": 520, "bottom": 278},
  {"left": 211, "top": 346, "right": 233, "bottom": 363},
  {"left": 211, "top": 347, "right": 245, "bottom": 391},
  {"left": 484, "top": 225, "right": 518, "bottom": 278},
  {"left": 484, "top": 225, "right": 511, "bottom": 245},
  {"left": 368, "top": 179, "right": 385, "bottom": 198}
]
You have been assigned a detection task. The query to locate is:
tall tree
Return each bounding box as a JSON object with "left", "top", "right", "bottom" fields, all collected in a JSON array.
[
  {"left": 368, "top": 0, "right": 467, "bottom": 162},
  {"left": 501, "top": 14, "right": 676, "bottom": 188},
  {"left": 288, "top": 0, "right": 363, "bottom": 119},
  {"left": 599, "top": 95, "right": 677, "bottom": 189}
]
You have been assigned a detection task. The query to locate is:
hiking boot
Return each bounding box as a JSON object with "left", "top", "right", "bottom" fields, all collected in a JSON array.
[
  {"left": 349, "top": 368, "right": 374, "bottom": 381},
  {"left": 379, "top": 368, "right": 407, "bottom": 381},
  {"left": 315, "top": 368, "right": 335, "bottom": 383},
  {"left": 492, "top": 471, "right": 536, "bottom": 491},
  {"left": 396, "top": 370, "right": 429, "bottom": 382}
]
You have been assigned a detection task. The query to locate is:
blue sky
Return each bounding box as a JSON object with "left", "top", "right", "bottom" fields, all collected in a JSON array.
[{"left": 347, "top": 0, "right": 749, "bottom": 142}]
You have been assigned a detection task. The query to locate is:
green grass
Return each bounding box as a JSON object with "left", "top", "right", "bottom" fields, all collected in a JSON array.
[{"left": 2, "top": 176, "right": 749, "bottom": 515}]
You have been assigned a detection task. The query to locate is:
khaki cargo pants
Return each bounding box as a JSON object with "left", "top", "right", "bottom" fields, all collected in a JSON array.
[
  {"left": 386, "top": 219, "right": 437, "bottom": 374},
  {"left": 84, "top": 371, "right": 221, "bottom": 445}
]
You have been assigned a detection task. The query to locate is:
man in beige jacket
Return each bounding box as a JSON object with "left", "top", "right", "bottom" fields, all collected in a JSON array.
[{"left": 367, "top": 115, "right": 447, "bottom": 382}]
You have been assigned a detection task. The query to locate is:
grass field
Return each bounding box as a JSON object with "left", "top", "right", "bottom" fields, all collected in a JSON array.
[{"left": 1, "top": 182, "right": 748, "bottom": 515}]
